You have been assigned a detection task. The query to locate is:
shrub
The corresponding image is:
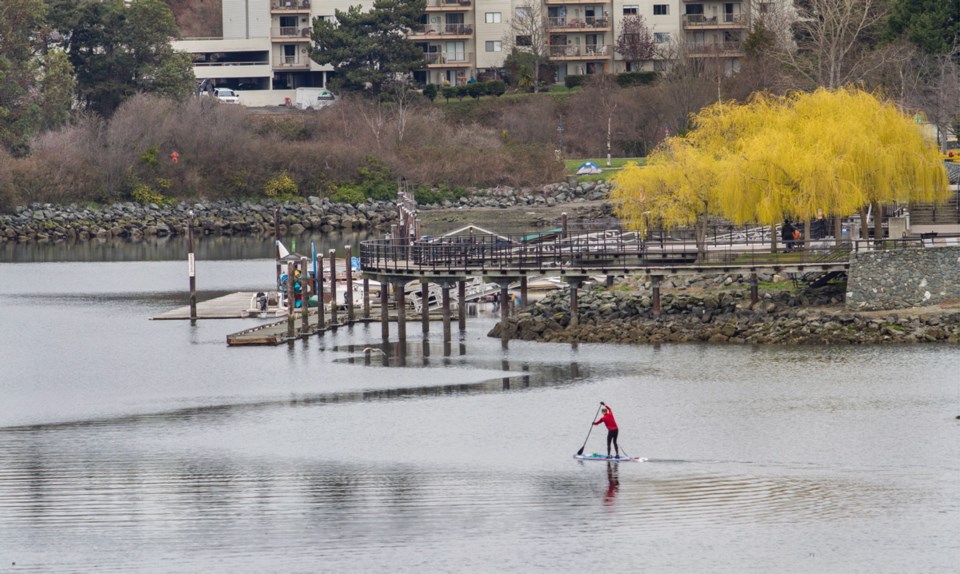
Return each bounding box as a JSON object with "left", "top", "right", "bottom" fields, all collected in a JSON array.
[
  {"left": 615, "top": 71, "right": 658, "bottom": 87},
  {"left": 413, "top": 183, "right": 468, "bottom": 205},
  {"left": 423, "top": 84, "right": 438, "bottom": 101},
  {"left": 330, "top": 184, "right": 366, "bottom": 205},
  {"left": 485, "top": 80, "right": 506, "bottom": 97},
  {"left": 263, "top": 171, "right": 299, "bottom": 198},
  {"left": 356, "top": 156, "right": 397, "bottom": 201},
  {"left": 466, "top": 82, "right": 484, "bottom": 100},
  {"left": 131, "top": 182, "right": 169, "bottom": 205},
  {"left": 441, "top": 86, "right": 457, "bottom": 102},
  {"left": 455, "top": 85, "right": 468, "bottom": 101},
  {"left": 565, "top": 75, "right": 586, "bottom": 89}
]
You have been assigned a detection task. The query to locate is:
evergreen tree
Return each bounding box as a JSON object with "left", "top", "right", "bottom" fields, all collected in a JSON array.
[
  {"left": 310, "top": 0, "right": 427, "bottom": 93},
  {"left": 887, "top": 0, "right": 960, "bottom": 55}
]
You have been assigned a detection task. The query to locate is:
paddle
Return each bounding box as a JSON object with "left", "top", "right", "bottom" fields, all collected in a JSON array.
[{"left": 576, "top": 404, "right": 603, "bottom": 456}]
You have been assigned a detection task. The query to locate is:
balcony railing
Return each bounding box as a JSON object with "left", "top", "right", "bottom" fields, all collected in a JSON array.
[
  {"left": 271, "top": 0, "right": 310, "bottom": 10},
  {"left": 411, "top": 24, "right": 474, "bottom": 36},
  {"left": 687, "top": 41, "right": 744, "bottom": 55},
  {"left": 549, "top": 44, "right": 610, "bottom": 58},
  {"left": 545, "top": 0, "right": 611, "bottom": 4},
  {"left": 425, "top": 0, "right": 472, "bottom": 8},
  {"left": 274, "top": 26, "right": 311, "bottom": 37},
  {"left": 546, "top": 16, "right": 611, "bottom": 30},
  {"left": 682, "top": 14, "right": 747, "bottom": 27},
  {"left": 423, "top": 51, "right": 474, "bottom": 66}
]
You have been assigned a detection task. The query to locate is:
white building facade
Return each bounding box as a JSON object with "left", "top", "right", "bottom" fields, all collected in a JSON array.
[{"left": 172, "top": 0, "right": 753, "bottom": 106}]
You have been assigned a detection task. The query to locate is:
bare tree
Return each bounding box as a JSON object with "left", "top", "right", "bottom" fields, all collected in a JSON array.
[
  {"left": 504, "top": 0, "right": 550, "bottom": 92},
  {"left": 780, "top": 0, "right": 891, "bottom": 89},
  {"left": 586, "top": 74, "right": 620, "bottom": 165},
  {"left": 615, "top": 15, "right": 656, "bottom": 72}
]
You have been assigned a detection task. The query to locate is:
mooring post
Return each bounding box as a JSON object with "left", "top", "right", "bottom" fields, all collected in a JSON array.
[
  {"left": 457, "top": 279, "right": 466, "bottom": 331},
  {"left": 286, "top": 260, "right": 295, "bottom": 339},
  {"left": 395, "top": 279, "right": 407, "bottom": 343},
  {"left": 300, "top": 256, "right": 309, "bottom": 335},
  {"left": 316, "top": 253, "right": 325, "bottom": 332},
  {"left": 519, "top": 276, "right": 528, "bottom": 309},
  {"left": 380, "top": 277, "right": 390, "bottom": 340},
  {"left": 274, "top": 207, "right": 281, "bottom": 288},
  {"left": 751, "top": 271, "right": 759, "bottom": 305},
  {"left": 561, "top": 212, "right": 568, "bottom": 240},
  {"left": 500, "top": 283, "right": 510, "bottom": 344},
  {"left": 328, "top": 249, "right": 337, "bottom": 327},
  {"left": 421, "top": 281, "right": 430, "bottom": 334},
  {"left": 569, "top": 279, "right": 581, "bottom": 328},
  {"left": 651, "top": 275, "right": 662, "bottom": 318},
  {"left": 606, "top": 275, "right": 614, "bottom": 288},
  {"left": 363, "top": 277, "right": 370, "bottom": 319},
  {"left": 442, "top": 283, "right": 452, "bottom": 344},
  {"left": 344, "top": 245, "right": 355, "bottom": 323},
  {"left": 188, "top": 211, "right": 197, "bottom": 325}
]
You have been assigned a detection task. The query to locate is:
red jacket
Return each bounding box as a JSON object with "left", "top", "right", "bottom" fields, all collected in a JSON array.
[{"left": 594, "top": 407, "right": 618, "bottom": 431}]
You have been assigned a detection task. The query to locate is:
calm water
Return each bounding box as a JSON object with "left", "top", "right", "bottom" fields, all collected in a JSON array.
[{"left": 1, "top": 238, "right": 958, "bottom": 573}]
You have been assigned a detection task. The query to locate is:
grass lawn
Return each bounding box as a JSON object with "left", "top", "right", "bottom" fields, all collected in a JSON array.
[{"left": 565, "top": 157, "right": 645, "bottom": 182}]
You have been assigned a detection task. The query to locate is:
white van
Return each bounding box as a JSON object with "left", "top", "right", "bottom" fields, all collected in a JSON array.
[{"left": 295, "top": 87, "right": 336, "bottom": 110}]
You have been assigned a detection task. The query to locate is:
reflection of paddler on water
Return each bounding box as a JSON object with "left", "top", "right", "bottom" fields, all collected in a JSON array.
[{"left": 604, "top": 462, "right": 620, "bottom": 505}]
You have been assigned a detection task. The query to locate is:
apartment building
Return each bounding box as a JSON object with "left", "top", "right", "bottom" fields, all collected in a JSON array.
[{"left": 171, "top": 0, "right": 750, "bottom": 106}]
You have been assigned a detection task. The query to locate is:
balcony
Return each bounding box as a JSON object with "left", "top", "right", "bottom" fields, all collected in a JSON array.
[
  {"left": 546, "top": 16, "right": 611, "bottom": 31},
  {"left": 423, "top": 51, "right": 474, "bottom": 67},
  {"left": 425, "top": 0, "right": 472, "bottom": 11},
  {"left": 271, "top": 0, "right": 310, "bottom": 12},
  {"left": 545, "top": 0, "right": 610, "bottom": 4},
  {"left": 549, "top": 44, "right": 611, "bottom": 59},
  {"left": 686, "top": 41, "right": 744, "bottom": 57},
  {"left": 409, "top": 24, "right": 474, "bottom": 39},
  {"left": 271, "top": 27, "right": 312, "bottom": 41},
  {"left": 682, "top": 14, "right": 748, "bottom": 29},
  {"left": 273, "top": 55, "right": 311, "bottom": 69}
]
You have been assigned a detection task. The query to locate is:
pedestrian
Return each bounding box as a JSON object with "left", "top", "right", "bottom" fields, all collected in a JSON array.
[
  {"left": 593, "top": 401, "right": 620, "bottom": 458},
  {"left": 782, "top": 219, "right": 796, "bottom": 250}
]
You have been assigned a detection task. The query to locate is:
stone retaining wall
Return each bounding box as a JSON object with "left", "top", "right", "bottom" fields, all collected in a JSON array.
[{"left": 846, "top": 246, "right": 960, "bottom": 311}]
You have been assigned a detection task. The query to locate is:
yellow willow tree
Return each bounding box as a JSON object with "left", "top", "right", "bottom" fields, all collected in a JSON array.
[
  {"left": 612, "top": 139, "right": 721, "bottom": 258},
  {"left": 613, "top": 87, "right": 950, "bottom": 251}
]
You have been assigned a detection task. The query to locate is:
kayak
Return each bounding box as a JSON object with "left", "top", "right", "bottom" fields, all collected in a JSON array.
[{"left": 574, "top": 453, "right": 645, "bottom": 462}]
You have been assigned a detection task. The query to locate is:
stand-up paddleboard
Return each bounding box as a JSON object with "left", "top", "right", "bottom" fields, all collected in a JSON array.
[{"left": 574, "top": 453, "right": 645, "bottom": 462}]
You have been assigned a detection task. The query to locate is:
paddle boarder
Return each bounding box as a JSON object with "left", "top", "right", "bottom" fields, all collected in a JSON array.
[{"left": 593, "top": 402, "right": 620, "bottom": 458}]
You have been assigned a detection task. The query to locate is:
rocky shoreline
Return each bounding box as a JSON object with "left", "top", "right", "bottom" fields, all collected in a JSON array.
[
  {"left": 0, "top": 180, "right": 611, "bottom": 244},
  {"left": 489, "top": 276, "right": 960, "bottom": 345}
]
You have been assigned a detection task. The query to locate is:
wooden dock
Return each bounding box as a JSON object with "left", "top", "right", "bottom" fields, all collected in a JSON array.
[
  {"left": 226, "top": 308, "right": 448, "bottom": 346},
  {"left": 153, "top": 292, "right": 260, "bottom": 320}
]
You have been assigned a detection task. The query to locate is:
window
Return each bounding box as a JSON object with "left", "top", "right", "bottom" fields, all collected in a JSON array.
[
  {"left": 653, "top": 5, "right": 668, "bottom": 15},
  {"left": 485, "top": 40, "right": 502, "bottom": 52},
  {"left": 758, "top": 2, "right": 773, "bottom": 13},
  {"left": 622, "top": 5, "right": 638, "bottom": 16},
  {"left": 485, "top": 12, "right": 501, "bottom": 24},
  {"left": 514, "top": 6, "right": 530, "bottom": 19},
  {"left": 515, "top": 35, "right": 532, "bottom": 47},
  {"left": 654, "top": 32, "right": 670, "bottom": 43}
]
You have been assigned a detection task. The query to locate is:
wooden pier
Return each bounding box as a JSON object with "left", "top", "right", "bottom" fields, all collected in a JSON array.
[{"left": 153, "top": 292, "right": 267, "bottom": 320}]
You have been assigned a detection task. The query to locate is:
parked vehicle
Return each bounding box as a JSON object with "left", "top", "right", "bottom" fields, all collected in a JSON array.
[
  {"left": 942, "top": 137, "right": 959, "bottom": 163},
  {"left": 213, "top": 87, "right": 241, "bottom": 104},
  {"left": 294, "top": 87, "right": 336, "bottom": 110}
]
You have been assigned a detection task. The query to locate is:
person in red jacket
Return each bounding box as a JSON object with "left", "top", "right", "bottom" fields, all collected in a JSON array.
[{"left": 593, "top": 401, "right": 620, "bottom": 458}]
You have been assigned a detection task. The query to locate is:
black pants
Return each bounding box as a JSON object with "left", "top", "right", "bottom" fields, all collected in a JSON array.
[{"left": 606, "top": 429, "right": 619, "bottom": 456}]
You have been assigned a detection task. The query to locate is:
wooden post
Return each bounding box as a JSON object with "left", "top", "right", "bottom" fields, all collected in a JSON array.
[
  {"left": 380, "top": 278, "right": 389, "bottom": 340},
  {"left": 442, "top": 283, "right": 451, "bottom": 344},
  {"left": 316, "top": 253, "right": 325, "bottom": 331},
  {"left": 500, "top": 283, "right": 510, "bottom": 343},
  {"left": 519, "top": 276, "right": 528, "bottom": 309},
  {"left": 328, "top": 249, "right": 337, "bottom": 326},
  {"left": 286, "top": 260, "right": 295, "bottom": 338},
  {"left": 395, "top": 279, "right": 407, "bottom": 342},
  {"left": 458, "top": 279, "right": 466, "bottom": 331},
  {"left": 750, "top": 272, "right": 759, "bottom": 305},
  {"left": 300, "top": 256, "right": 309, "bottom": 334},
  {"left": 363, "top": 277, "right": 370, "bottom": 319},
  {"left": 344, "top": 245, "right": 355, "bottom": 323},
  {"left": 569, "top": 280, "right": 579, "bottom": 328},
  {"left": 421, "top": 282, "right": 430, "bottom": 334},
  {"left": 605, "top": 275, "right": 614, "bottom": 288},
  {"left": 561, "top": 212, "right": 568, "bottom": 240},
  {"left": 274, "top": 208, "right": 281, "bottom": 287},
  {"left": 651, "top": 275, "right": 662, "bottom": 318},
  {"left": 188, "top": 212, "right": 197, "bottom": 325}
]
